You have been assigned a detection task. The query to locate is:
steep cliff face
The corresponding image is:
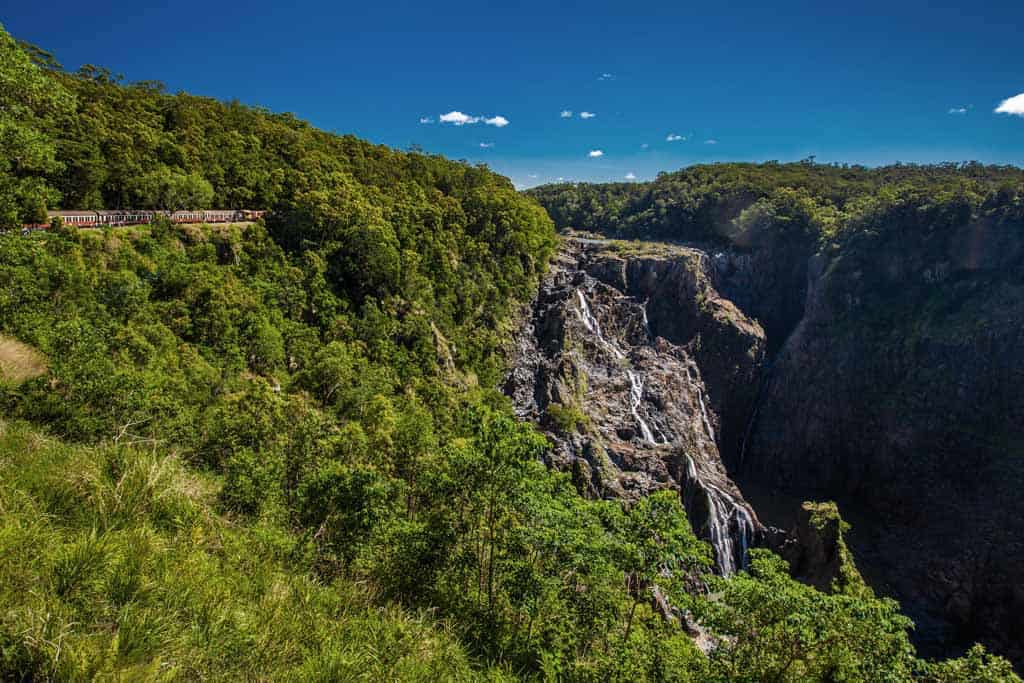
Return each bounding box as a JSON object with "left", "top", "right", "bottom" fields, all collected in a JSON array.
[
  {"left": 744, "top": 212, "right": 1024, "bottom": 662},
  {"left": 505, "top": 239, "right": 766, "bottom": 573},
  {"left": 507, "top": 218, "right": 1024, "bottom": 666}
]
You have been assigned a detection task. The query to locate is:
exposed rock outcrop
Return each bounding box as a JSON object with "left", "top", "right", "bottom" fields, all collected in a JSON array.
[
  {"left": 505, "top": 238, "right": 766, "bottom": 574},
  {"left": 772, "top": 501, "right": 864, "bottom": 594}
]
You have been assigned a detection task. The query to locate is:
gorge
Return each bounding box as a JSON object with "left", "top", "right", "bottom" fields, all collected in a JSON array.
[{"left": 520, "top": 173, "right": 1024, "bottom": 669}]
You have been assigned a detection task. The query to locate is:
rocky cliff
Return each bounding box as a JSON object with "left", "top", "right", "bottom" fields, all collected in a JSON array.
[
  {"left": 508, "top": 217, "right": 1024, "bottom": 667},
  {"left": 743, "top": 211, "right": 1024, "bottom": 662},
  {"left": 504, "top": 238, "right": 766, "bottom": 574}
]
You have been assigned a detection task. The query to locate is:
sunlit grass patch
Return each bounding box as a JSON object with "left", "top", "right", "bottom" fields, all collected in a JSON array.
[{"left": 0, "top": 334, "right": 47, "bottom": 384}]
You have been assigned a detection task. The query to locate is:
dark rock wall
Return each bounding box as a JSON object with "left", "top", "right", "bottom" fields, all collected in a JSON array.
[{"left": 744, "top": 213, "right": 1024, "bottom": 663}]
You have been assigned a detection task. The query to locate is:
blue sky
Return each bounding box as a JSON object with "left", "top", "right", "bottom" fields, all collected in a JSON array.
[{"left": 4, "top": 0, "right": 1023, "bottom": 187}]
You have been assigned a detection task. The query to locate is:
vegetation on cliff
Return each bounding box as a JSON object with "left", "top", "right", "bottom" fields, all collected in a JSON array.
[{"left": 0, "top": 24, "right": 1019, "bottom": 680}]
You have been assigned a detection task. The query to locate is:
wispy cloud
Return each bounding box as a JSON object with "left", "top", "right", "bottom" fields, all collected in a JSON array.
[
  {"left": 704, "top": 139, "right": 718, "bottom": 145},
  {"left": 640, "top": 143, "right": 649, "bottom": 149},
  {"left": 560, "top": 110, "right": 573, "bottom": 118},
  {"left": 666, "top": 133, "right": 685, "bottom": 142},
  {"left": 580, "top": 111, "right": 596, "bottom": 119},
  {"left": 528, "top": 174, "right": 538, "bottom": 179},
  {"left": 995, "top": 93, "right": 1024, "bottom": 117},
  {"left": 948, "top": 105, "right": 971, "bottom": 115},
  {"left": 479, "top": 142, "right": 494, "bottom": 148},
  {"left": 438, "top": 111, "right": 510, "bottom": 126},
  {"left": 625, "top": 172, "right": 637, "bottom": 180},
  {"left": 588, "top": 149, "right": 604, "bottom": 158},
  {"left": 598, "top": 73, "right": 615, "bottom": 81},
  {"left": 419, "top": 116, "right": 434, "bottom": 124}
]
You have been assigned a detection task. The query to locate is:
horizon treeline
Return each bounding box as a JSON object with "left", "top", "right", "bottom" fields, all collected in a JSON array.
[{"left": 527, "top": 160, "right": 1024, "bottom": 246}]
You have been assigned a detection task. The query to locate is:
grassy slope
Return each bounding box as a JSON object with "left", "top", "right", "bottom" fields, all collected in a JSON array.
[{"left": 0, "top": 419, "right": 505, "bottom": 681}]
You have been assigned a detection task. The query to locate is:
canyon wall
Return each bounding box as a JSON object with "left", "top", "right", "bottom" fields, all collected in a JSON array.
[
  {"left": 508, "top": 219, "right": 1024, "bottom": 666},
  {"left": 504, "top": 239, "right": 765, "bottom": 574}
]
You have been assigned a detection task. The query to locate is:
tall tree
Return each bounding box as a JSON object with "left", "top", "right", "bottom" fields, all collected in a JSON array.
[{"left": 0, "top": 23, "right": 74, "bottom": 226}]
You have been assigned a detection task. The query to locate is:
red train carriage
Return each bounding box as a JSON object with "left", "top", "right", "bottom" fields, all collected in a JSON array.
[
  {"left": 171, "top": 210, "right": 204, "bottom": 224},
  {"left": 48, "top": 210, "right": 99, "bottom": 227},
  {"left": 96, "top": 210, "right": 154, "bottom": 226},
  {"left": 203, "top": 209, "right": 243, "bottom": 223}
]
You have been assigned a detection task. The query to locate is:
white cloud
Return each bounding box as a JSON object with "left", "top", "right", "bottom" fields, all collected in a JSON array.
[
  {"left": 588, "top": 149, "right": 604, "bottom": 158},
  {"left": 580, "top": 111, "right": 596, "bottom": 119},
  {"left": 439, "top": 111, "right": 480, "bottom": 125},
  {"left": 704, "top": 139, "right": 718, "bottom": 145},
  {"left": 598, "top": 73, "right": 615, "bottom": 81},
  {"left": 995, "top": 93, "right": 1024, "bottom": 116},
  {"left": 948, "top": 106, "right": 969, "bottom": 115},
  {"left": 437, "top": 111, "right": 510, "bottom": 127},
  {"left": 419, "top": 116, "right": 434, "bottom": 124},
  {"left": 666, "top": 133, "right": 685, "bottom": 142},
  {"left": 528, "top": 174, "right": 538, "bottom": 178},
  {"left": 479, "top": 142, "right": 494, "bottom": 148},
  {"left": 625, "top": 172, "right": 637, "bottom": 180},
  {"left": 560, "top": 109, "right": 573, "bottom": 118},
  {"left": 640, "top": 143, "right": 649, "bottom": 149}
]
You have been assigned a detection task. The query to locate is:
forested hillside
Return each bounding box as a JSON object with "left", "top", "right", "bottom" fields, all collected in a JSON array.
[
  {"left": 528, "top": 161, "right": 1024, "bottom": 245},
  {"left": 0, "top": 23, "right": 1020, "bottom": 680}
]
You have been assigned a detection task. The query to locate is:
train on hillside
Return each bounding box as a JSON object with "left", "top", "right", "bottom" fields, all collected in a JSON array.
[{"left": 20, "top": 209, "right": 267, "bottom": 232}]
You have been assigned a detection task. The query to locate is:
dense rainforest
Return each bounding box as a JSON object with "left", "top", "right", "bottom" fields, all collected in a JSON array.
[{"left": 0, "top": 22, "right": 1020, "bottom": 680}]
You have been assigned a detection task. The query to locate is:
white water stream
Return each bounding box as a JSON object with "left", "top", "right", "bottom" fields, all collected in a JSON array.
[
  {"left": 684, "top": 455, "right": 754, "bottom": 575},
  {"left": 627, "top": 370, "right": 657, "bottom": 444},
  {"left": 572, "top": 285, "right": 751, "bottom": 575},
  {"left": 575, "top": 288, "right": 625, "bottom": 360}
]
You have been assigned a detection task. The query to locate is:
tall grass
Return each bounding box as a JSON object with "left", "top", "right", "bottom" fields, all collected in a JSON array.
[{"left": 0, "top": 420, "right": 502, "bottom": 681}]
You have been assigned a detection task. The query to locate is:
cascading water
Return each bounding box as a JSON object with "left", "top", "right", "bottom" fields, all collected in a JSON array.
[
  {"left": 575, "top": 288, "right": 599, "bottom": 334},
  {"left": 696, "top": 390, "right": 716, "bottom": 444},
  {"left": 628, "top": 370, "right": 657, "bottom": 444},
  {"left": 683, "top": 455, "right": 754, "bottom": 575},
  {"left": 685, "top": 365, "right": 717, "bottom": 445},
  {"left": 576, "top": 287, "right": 668, "bottom": 445},
  {"left": 575, "top": 288, "right": 625, "bottom": 360}
]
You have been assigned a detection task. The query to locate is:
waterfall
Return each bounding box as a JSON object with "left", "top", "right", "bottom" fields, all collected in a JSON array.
[
  {"left": 574, "top": 287, "right": 668, "bottom": 446},
  {"left": 696, "top": 390, "right": 716, "bottom": 444},
  {"left": 684, "top": 455, "right": 755, "bottom": 575},
  {"left": 575, "top": 288, "right": 599, "bottom": 334},
  {"left": 574, "top": 288, "right": 625, "bottom": 360},
  {"left": 627, "top": 370, "right": 657, "bottom": 444},
  {"left": 684, "top": 365, "right": 716, "bottom": 445}
]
